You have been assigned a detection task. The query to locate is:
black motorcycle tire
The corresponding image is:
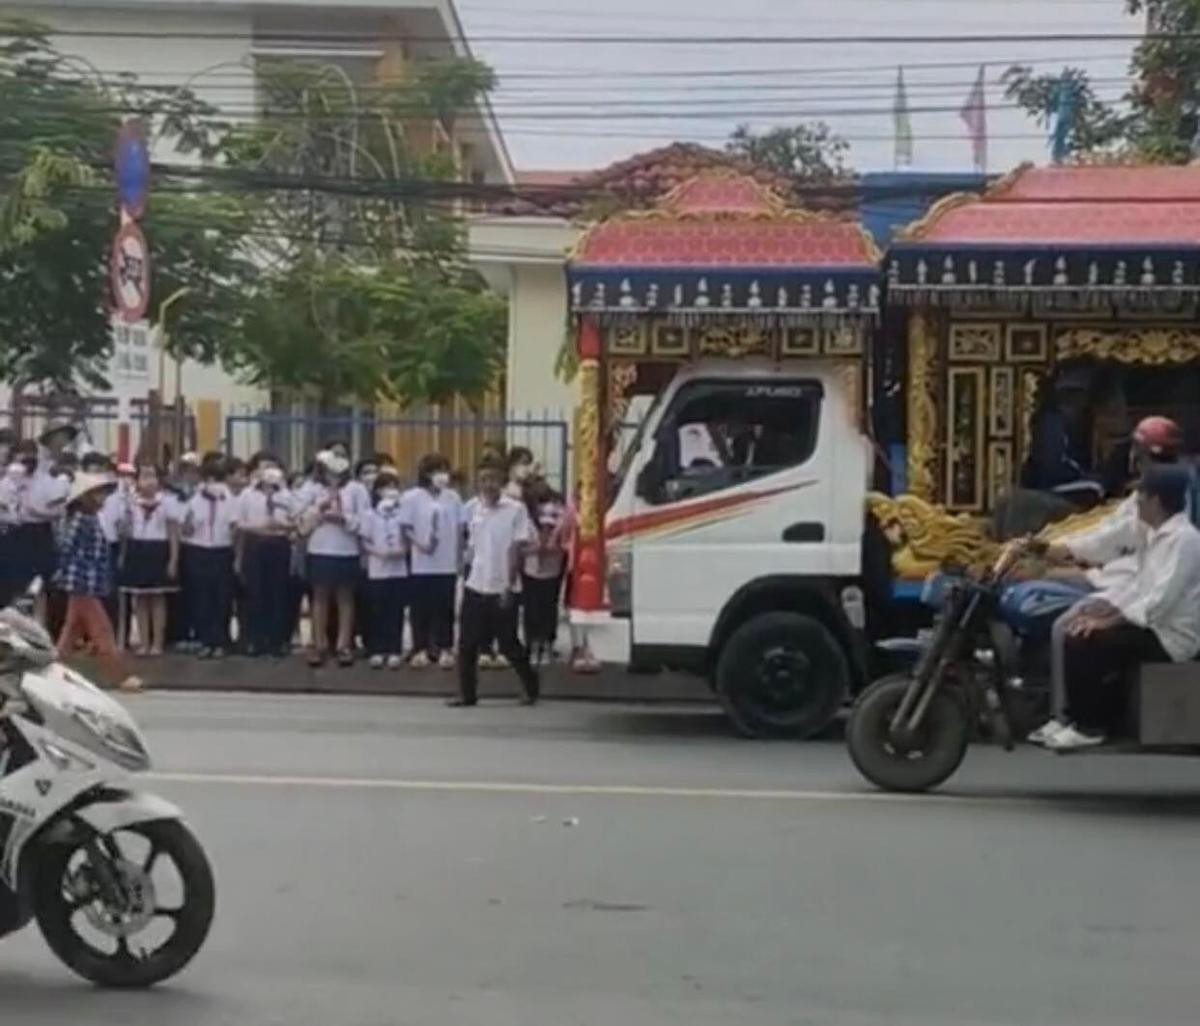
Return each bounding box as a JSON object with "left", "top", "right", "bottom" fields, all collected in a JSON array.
[
  {"left": 847, "top": 674, "right": 970, "bottom": 793},
  {"left": 716, "top": 612, "right": 849, "bottom": 739},
  {"left": 35, "top": 819, "right": 215, "bottom": 988}
]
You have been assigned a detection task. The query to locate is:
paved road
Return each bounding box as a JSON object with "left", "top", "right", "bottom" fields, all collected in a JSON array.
[{"left": 6, "top": 692, "right": 1200, "bottom": 1026}]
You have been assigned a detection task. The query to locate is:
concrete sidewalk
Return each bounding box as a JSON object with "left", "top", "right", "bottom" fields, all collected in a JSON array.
[{"left": 106, "top": 654, "right": 715, "bottom": 703}]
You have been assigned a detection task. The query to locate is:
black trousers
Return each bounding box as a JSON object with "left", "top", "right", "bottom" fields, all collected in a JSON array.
[
  {"left": 168, "top": 547, "right": 194, "bottom": 644},
  {"left": 242, "top": 535, "right": 293, "bottom": 654},
  {"left": 457, "top": 587, "right": 538, "bottom": 703},
  {"left": 410, "top": 573, "right": 456, "bottom": 655},
  {"left": 365, "top": 577, "right": 407, "bottom": 656},
  {"left": 186, "top": 547, "right": 234, "bottom": 650},
  {"left": 1063, "top": 623, "right": 1170, "bottom": 733},
  {"left": 521, "top": 573, "right": 563, "bottom": 646}
]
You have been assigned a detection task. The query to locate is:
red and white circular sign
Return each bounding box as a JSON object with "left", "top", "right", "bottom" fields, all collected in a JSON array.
[{"left": 110, "top": 221, "right": 151, "bottom": 323}]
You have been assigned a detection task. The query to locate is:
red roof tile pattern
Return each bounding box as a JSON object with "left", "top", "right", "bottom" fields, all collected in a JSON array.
[
  {"left": 908, "top": 163, "right": 1200, "bottom": 246},
  {"left": 573, "top": 172, "right": 878, "bottom": 268}
]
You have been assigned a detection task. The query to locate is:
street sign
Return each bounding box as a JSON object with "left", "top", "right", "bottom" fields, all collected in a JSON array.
[
  {"left": 110, "top": 221, "right": 151, "bottom": 323},
  {"left": 115, "top": 119, "right": 150, "bottom": 219},
  {"left": 110, "top": 316, "right": 152, "bottom": 382}
]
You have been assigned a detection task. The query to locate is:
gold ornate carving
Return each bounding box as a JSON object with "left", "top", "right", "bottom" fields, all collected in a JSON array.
[
  {"left": 1055, "top": 327, "right": 1200, "bottom": 365},
  {"left": 867, "top": 491, "right": 1121, "bottom": 581},
  {"left": 576, "top": 359, "right": 601, "bottom": 536},
  {"left": 782, "top": 326, "right": 819, "bottom": 356},
  {"left": 607, "top": 361, "right": 639, "bottom": 428},
  {"left": 1018, "top": 368, "right": 1042, "bottom": 469},
  {"left": 906, "top": 311, "right": 938, "bottom": 501},
  {"left": 824, "top": 326, "right": 864, "bottom": 356},
  {"left": 866, "top": 492, "right": 994, "bottom": 580},
  {"left": 949, "top": 323, "right": 1001, "bottom": 362},
  {"left": 946, "top": 367, "right": 986, "bottom": 510},
  {"left": 697, "top": 323, "right": 770, "bottom": 358},
  {"left": 833, "top": 362, "right": 862, "bottom": 425},
  {"left": 651, "top": 323, "right": 689, "bottom": 357},
  {"left": 608, "top": 322, "right": 648, "bottom": 356}
]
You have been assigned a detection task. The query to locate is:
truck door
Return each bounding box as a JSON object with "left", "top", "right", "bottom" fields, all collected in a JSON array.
[{"left": 627, "top": 378, "right": 836, "bottom": 650}]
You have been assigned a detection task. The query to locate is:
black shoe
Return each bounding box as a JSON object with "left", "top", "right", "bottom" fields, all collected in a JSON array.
[{"left": 446, "top": 697, "right": 477, "bottom": 708}]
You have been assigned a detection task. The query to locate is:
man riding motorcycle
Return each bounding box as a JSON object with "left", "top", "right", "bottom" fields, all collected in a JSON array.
[{"left": 1029, "top": 415, "right": 1186, "bottom": 743}]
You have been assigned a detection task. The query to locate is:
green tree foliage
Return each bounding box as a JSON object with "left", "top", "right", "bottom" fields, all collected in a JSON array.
[
  {"left": 1005, "top": 0, "right": 1200, "bottom": 163},
  {"left": 725, "top": 122, "right": 851, "bottom": 185}
]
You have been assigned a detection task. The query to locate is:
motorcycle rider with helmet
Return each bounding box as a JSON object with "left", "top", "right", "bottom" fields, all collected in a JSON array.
[{"left": 1029, "top": 415, "right": 1188, "bottom": 744}]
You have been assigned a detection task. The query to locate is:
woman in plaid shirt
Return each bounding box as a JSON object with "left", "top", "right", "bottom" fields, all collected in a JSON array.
[{"left": 55, "top": 473, "right": 143, "bottom": 692}]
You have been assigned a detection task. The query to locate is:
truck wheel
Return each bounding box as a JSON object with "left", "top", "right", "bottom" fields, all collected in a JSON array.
[
  {"left": 847, "top": 674, "right": 969, "bottom": 793},
  {"left": 715, "top": 612, "right": 848, "bottom": 739}
]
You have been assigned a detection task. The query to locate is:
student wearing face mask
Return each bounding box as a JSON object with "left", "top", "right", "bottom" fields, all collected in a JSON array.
[
  {"left": 178, "top": 454, "right": 237, "bottom": 658},
  {"left": 357, "top": 471, "right": 409, "bottom": 669},
  {"left": 120, "top": 462, "right": 181, "bottom": 657},
  {"left": 504, "top": 446, "right": 537, "bottom": 500},
  {"left": 404, "top": 453, "right": 464, "bottom": 669},
  {"left": 235, "top": 456, "right": 295, "bottom": 657},
  {"left": 299, "top": 450, "right": 366, "bottom": 667}
]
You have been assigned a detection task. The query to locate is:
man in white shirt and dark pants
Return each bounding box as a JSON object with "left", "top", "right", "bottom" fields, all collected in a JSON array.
[
  {"left": 1047, "top": 465, "right": 1200, "bottom": 749},
  {"left": 451, "top": 457, "right": 540, "bottom": 707}
]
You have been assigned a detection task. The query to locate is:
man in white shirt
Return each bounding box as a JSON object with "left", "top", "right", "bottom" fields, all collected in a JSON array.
[
  {"left": 1043, "top": 465, "right": 1200, "bottom": 750},
  {"left": 234, "top": 462, "right": 296, "bottom": 656},
  {"left": 451, "top": 457, "right": 539, "bottom": 707},
  {"left": 1032, "top": 415, "right": 1185, "bottom": 735}
]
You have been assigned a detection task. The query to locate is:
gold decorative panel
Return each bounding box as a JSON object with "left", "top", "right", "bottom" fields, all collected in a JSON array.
[
  {"left": 946, "top": 366, "right": 986, "bottom": 510},
  {"left": 1017, "top": 369, "right": 1043, "bottom": 471},
  {"left": 651, "top": 323, "right": 689, "bottom": 357},
  {"left": 1005, "top": 323, "right": 1047, "bottom": 363},
  {"left": 824, "top": 326, "right": 864, "bottom": 357},
  {"left": 989, "top": 366, "right": 1015, "bottom": 438},
  {"left": 987, "top": 441, "right": 1014, "bottom": 508},
  {"left": 782, "top": 326, "right": 819, "bottom": 356},
  {"left": 608, "top": 322, "right": 648, "bottom": 356},
  {"left": 1055, "top": 327, "right": 1200, "bottom": 365},
  {"left": 697, "top": 324, "right": 770, "bottom": 358},
  {"left": 949, "top": 323, "right": 1001, "bottom": 362}
]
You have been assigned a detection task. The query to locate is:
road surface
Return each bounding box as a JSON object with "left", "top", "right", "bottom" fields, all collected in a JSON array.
[{"left": 6, "top": 692, "right": 1200, "bottom": 1025}]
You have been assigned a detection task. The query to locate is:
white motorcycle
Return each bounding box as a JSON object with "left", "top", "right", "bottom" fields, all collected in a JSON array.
[{"left": 0, "top": 604, "right": 214, "bottom": 987}]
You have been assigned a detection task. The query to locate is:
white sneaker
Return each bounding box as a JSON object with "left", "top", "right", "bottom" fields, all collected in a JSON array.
[
  {"left": 1027, "top": 718, "right": 1069, "bottom": 746},
  {"left": 1044, "top": 724, "right": 1107, "bottom": 751},
  {"left": 409, "top": 651, "right": 431, "bottom": 669},
  {"left": 386, "top": 654, "right": 404, "bottom": 670},
  {"left": 368, "top": 654, "right": 385, "bottom": 670},
  {"left": 438, "top": 651, "right": 456, "bottom": 670},
  {"left": 478, "top": 653, "right": 497, "bottom": 670}
]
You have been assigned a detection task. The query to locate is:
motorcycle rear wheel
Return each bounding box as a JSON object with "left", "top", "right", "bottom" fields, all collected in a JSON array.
[
  {"left": 847, "top": 674, "right": 970, "bottom": 793},
  {"left": 34, "top": 819, "right": 214, "bottom": 988}
]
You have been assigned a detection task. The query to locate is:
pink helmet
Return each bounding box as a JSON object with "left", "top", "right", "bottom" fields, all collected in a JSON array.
[{"left": 1133, "top": 416, "right": 1183, "bottom": 459}]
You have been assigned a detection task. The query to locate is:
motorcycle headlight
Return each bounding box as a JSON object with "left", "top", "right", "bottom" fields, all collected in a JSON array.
[{"left": 69, "top": 705, "right": 150, "bottom": 771}]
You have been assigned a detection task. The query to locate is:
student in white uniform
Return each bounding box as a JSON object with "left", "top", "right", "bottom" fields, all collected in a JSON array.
[
  {"left": 120, "top": 462, "right": 180, "bottom": 656},
  {"left": 299, "top": 451, "right": 366, "bottom": 667},
  {"left": 235, "top": 458, "right": 296, "bottom": 657},
  {"left": 357, "top": 470, "right": 409, "bottom": 669},
  {"left": 404, "top": 453, "right": 463, "bottom": 669},
  {"left": 20, "top": 425, "right": 73, "bottom": 620},
  {"left": 179, "top": 454, "right": 238, "bottom": 657},
  {"left": 450, "top": 456, "right": 540, "bottom": 707}
]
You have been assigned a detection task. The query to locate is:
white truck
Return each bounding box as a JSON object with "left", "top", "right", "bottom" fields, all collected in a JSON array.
[{"left": 578, "top": 359, "right": 889, "bottom": 738}]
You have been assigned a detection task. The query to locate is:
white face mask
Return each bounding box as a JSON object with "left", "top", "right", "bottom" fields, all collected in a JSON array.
[
  {"left": 378, "top": 489, "right": 402, "bottom": 512},
  {"left": 431, "top": 471, "right": 450, "bottom": 490},
  {"left": 512, "top": 463, "right": 532, "bottom": 482}
]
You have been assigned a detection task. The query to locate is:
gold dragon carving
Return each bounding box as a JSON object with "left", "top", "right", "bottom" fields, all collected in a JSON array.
[
  {"left": 905, "top": 310, "right": 939, "bottom": 502},
  {"left": 1056, "top": 327, "right": 1200, "bottom": 366},
  {"left": 867, "top": 491, "right": 1119, "bottom": 580},
  {"left": 576, "top": 358, "right": 602, "bottom": 536}
]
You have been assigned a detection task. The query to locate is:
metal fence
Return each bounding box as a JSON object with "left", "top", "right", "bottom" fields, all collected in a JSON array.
[
  {"left": 2, "top": 399, "right": 194, "bottom": 463},
  {"left": 225, "top": 411, "right": 571, "bottom": 492}
]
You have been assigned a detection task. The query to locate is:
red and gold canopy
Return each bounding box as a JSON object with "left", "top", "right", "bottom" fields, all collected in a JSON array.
[
  {"left": 568, "top": 171, "right": 881, "bottom": 324},
  {"left": 889, "top": 163, "right": 1200, "bottom": 312}
]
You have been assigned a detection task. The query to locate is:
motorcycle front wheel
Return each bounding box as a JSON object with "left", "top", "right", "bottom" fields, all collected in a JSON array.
[
  {"left": 847, "top": 674, "right": 970, "bottom": 793},
  {"left": 34, "top": 819, "right": 215, "bottom": 988}
]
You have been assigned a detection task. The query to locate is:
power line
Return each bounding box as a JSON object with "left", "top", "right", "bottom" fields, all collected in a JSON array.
[{"left": 21, "top": 27, "right": 1188, "bottom": 46}]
